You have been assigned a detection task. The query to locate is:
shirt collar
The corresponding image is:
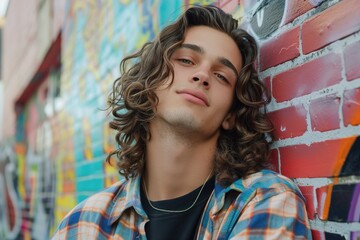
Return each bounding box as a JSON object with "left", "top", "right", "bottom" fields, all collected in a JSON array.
[
  {"left": 212, "top": 170, "right": 274, "bottom": 215},
  {"left": 108, "top": 171, "right": 266, "bottom": 224},
  {"left": 212, "top": 175, "right": 246, "bottom": 215},
  {"left": 109, "top": 175, "right": 147, "bottom": 225}
]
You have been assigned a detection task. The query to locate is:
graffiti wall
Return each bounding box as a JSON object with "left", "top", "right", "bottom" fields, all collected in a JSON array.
[
  {"left": 1, "top": 0, "right": 359, "bottom": 239},
  {"left": 195, "top": 0, "right": 360, "bottom": 238},
  {"left": 242, "top": 0, "right": 360, "bottom": 239}
]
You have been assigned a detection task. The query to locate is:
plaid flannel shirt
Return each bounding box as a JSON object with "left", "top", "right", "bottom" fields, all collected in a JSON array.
[{"left": 52, "top": 169, "right": 312, "bottom": 239}]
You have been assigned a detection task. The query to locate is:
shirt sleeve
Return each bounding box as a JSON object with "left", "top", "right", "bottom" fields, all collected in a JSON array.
[
  {"left": 50, "top": 210, "right": 77, "bottom": 240},
  {"left": 228, "top": 189, "right": 312, "bottom": 239}
]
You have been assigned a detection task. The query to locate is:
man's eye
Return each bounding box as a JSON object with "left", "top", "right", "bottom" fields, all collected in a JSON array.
[
  {"left": 215, "top": 73, "right": 228, "bottom": 82},
  {"left": 178, "top": 59, "right": 193, "bottom": 65}
]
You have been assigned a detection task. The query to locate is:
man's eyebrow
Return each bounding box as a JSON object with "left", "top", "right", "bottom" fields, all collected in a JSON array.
[
  {"left": 218, "top": 57, "right": 239, "bottom": 78},
  {"left": 179, "top": 43, "right": 239, "bottom": 78},
  {"left": 180, "top": 43, "right": 204, "bottom": 53}
]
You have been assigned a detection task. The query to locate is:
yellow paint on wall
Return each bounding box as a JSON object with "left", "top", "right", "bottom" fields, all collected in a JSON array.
[
  {"left": 83, "top": 118, "right": 93, "bottom": 160},
  {"left": 56, "top": 157, "right": 64, "bottom": 193},
  {"left": 23, "top": 233, "right": 31, "bottom": 240},
  {"left": 15, "top": 144, "right": 26, "bottom": 199},
  {"left": 189, "top": 0, "right": 214, "bottom": 5},
  {"left": 104, "top": 162, "right": 120, "bottom": 187},
  {"left": 103, "top": 122, "right": 115, "bottom": 154},
  {"left": 54, "top": 194, "right": 77, "bottom": 227},
  {"left": 136, "top": 33, "right": 151, "bottom": 50},
  {"left": 231, "top": 5, "right": 245, "bottom": 21},
  {"left": 103, "top": 121, "right": 120, "bottom": 187}
]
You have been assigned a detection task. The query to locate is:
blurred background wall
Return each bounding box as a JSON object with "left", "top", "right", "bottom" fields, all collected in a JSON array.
[{"left": 0, "top": 0, "right": 359, "bottom": 239}]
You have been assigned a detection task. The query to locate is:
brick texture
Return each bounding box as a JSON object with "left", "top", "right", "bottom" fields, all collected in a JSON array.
[
  {"left": 316, "top": 184, "right": 331, "bottom": 221},
  {"left": 279, "top": 137, "right": 356, "bottom": 178},
  {"left": 272, "top": 53, "right": 342, "bottom": 102},
  {"left": 260, "top": 27, "right": 300, "bottom": 70},
  {"left": 302, "top": 0, "right": 360, "bottom": 54},
  {"left": 263, "top": 76, "right": 271, "bottom": 97},
  {"left": 344, "top": 40, "right": 360, "bottom": 81},
  {"left": 268, "top": 148, "right": 279, "bottom": 172},
  {"left": 268, "top": 105, "right": 307, "bottom": 140},
  {"left": 343, "top": 88, "right": 360, "bottom": 126},
  {"left": 310, "top": 230, "right": 324, "bottom": 240},
  {"left": 299, "top": 186, "right": 316, "bottom": 220},
  {"left": 282, "top": 0, "right": 314, "bottom": 24},
  {"left": 309, "top": 95, "right": 340, "bottom": 132}
]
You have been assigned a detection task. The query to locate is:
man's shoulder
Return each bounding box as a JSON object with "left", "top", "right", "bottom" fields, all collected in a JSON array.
[
  {"left": 57, "top": 179, "right": 129, "bottom": 229},
  {"left": 226, "top": 173, "right": 311, "bottom": 239},
  {"left": 241, "top": 169, "right": 298, "bottom": 188},
  {"left": 75, "top": 179, "right": 128, "bottom": 211},
  {"left": 235, "top": 169, "right": 303, "bottom": 200}
]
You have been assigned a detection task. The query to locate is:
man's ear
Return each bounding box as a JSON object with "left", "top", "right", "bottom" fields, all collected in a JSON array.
[{"left": 222, "top": 112, "right": 236, "bottom": 130}]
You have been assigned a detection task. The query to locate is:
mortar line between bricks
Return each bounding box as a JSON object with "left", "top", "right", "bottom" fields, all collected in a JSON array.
[
  {"left": 338, "top": 55, "right": 347, "bottom": 131},
  {"left": 294, "top": 175, "right": 360, "bottom": 187},
  {"left": 304, "top": 102, "right": 312, "bottom": 133},
  {"left": 310, "top": 219, "right": 360, "bottom": 235},
  {"left": 276, "top": 148, "right": 282, "bottom": 175},
  {"left": 254, "top": 0, "right": 340, "bottom": 44},
  {"left": 291, "top": 0, "right": 341, "bottom": 28},
  {"left": 266, "top": 78, "right": 360, "bottom": 112},
  {"left": 271, "top": 125, "right": 360, "bottom": 148},
  {"left": 294, "top": 178, "right": 333, "bottom": 187},
  {"left": 298, "top": 19, "right": 304, "bottom": 56},
  {"left": 259, "top": 30, "right": 360, "bottom": 79}
]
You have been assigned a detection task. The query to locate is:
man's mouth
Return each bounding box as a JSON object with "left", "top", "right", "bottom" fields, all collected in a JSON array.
[{"left": 177, "top": 89, "right": 209, "bottom": 106}]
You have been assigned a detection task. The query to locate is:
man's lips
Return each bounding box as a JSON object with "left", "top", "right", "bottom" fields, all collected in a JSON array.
[{"left": 177, "top": 89, "right": 209, "bottom": 106}]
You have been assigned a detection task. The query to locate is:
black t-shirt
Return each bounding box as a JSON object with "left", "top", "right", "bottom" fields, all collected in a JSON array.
[{"left": 140, "top": 176, "right": 215, "bottom": 240}]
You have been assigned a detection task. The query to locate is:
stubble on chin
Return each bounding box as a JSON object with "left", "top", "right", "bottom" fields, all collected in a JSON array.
[{"left": 160, "top": 109, "right": 202, "bottom": 132}]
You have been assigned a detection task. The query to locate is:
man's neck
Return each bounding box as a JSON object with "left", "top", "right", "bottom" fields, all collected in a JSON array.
[{"left": 144, "top": 123, "right": 217, "bottom": 201}]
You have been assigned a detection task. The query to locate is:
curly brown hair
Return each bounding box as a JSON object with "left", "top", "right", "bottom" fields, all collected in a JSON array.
[{"left": 107, "top": 5, "right": 273, "bottom": 185}]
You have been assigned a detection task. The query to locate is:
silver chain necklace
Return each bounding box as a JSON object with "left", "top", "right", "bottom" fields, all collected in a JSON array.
[{"left": 142, "top": 170, "right": 213, "bottom": 213}]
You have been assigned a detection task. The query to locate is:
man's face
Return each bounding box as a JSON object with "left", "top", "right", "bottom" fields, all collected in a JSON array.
[{"left": 153, "top": 25, "right": 243, "bottom": 139}]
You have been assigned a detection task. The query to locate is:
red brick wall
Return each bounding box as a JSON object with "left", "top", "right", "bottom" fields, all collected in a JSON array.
[{"left": 226, "top": 0, "right": 360, "bottom": 238}]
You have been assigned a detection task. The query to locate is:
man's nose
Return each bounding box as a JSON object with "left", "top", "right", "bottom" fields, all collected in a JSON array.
[{"left": 192, "top": 71, "right": 210, "bottom": 87}]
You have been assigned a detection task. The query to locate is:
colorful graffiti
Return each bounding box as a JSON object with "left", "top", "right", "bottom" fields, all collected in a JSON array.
[
  {"left": 317, "top": 136, "right": 360, "bottom": 239},
  {"left": 15, "top": 80, "right": 58, "bottom": 239},
  {"left": 242, "top": 0, "right": 360, "bottom": 239},
  {"left": 0, "top": 144, "right": 21, "bottom": 239},
  {"left": 240, "top": 0, "right": 325, "bottom": 40},
  {"left": 2, "top": 0, "right": 360, "bottom": 239}
]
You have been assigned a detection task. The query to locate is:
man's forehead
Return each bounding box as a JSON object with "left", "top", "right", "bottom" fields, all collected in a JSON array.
[{"left": 181, "top": 26, "right": 243, "bottom": 72}]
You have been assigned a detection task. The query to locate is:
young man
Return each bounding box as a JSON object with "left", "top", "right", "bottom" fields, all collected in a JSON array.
[{"left": 53, "top": 5, "right": 311, "bottom": 240}]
